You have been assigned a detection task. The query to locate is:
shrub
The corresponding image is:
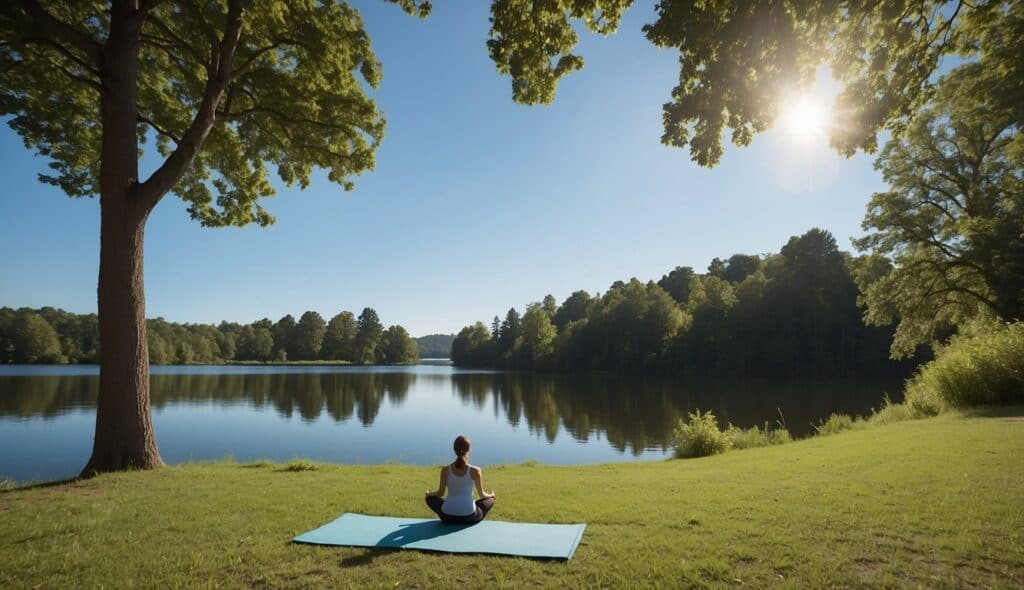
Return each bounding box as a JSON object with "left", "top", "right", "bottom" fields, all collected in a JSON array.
[
  {"left": 813, "top": 413, "right": 861, "bottom": 436},
  {"left": 904, "top": 322, "right": 1024, "bottom": 408},
  {"left": 725, "top": 422, "right": 792, "bottom": 449},
  {"left": 283, "top": 459, "right": 319, "bottom": 472},
  {"left": 673, "top": 410, "right": 732, "bottom": 458}
]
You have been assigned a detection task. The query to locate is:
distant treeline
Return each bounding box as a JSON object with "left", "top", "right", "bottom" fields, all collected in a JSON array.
[
  {"left": 452, "top": 228, "right": 920, "bottom": 377},
  {"left": 0, "top": 307, "right": 418, "bottom": 365},
  {"left": 415, "top": 334, "right": 455, "bottom": 358}
]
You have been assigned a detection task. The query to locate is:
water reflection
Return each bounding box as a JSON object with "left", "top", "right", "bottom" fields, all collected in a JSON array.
[
  {"left": 0, "top": 372, "right": 413, "bottom": 426},
  {"left": 0, "top": 369, "right": 900, "bottom": 450}
]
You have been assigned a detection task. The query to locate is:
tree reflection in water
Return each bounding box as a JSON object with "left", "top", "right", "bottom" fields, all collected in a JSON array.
[{"left": 0, "top": 369, "right": 900, "bottom": 454}]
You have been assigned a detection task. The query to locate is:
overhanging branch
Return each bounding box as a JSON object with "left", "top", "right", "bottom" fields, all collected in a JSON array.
[
  {"left": 137, "top": 0, "right": 245, "bottom": 205},
  {"left": 18, "top": 0, "right": 102, "bottom": 66}
]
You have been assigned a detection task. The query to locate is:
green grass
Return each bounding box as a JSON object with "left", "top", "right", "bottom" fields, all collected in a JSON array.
[{"left": 2, "top": 413, "right": 1023, "bottom": 588}]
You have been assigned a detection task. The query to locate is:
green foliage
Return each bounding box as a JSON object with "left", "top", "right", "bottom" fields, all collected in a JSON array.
[
  {"left": 413, "top": 334, "right": 455, "bottom": 359},
  {"left": 487, "top": 0, "right": 631, "bottom": 104},
  {"left": 673, "top": 411, "right": 792, "bottom": 458},
  {"left": 0, "top": 1, "right": 435, "bottom": 224},
  {"left": 813, "top": 413, "right": 861, "bottom": 436},
  {"left": 854, "top": 61, "right": 1024, "bottom": 358},
  {"left": 322, "top": 311, "right": 357, "bottom": 361},
  {"left": 452, "top": 229, "right": 912, "bottom": 377},
  {"left": 450, "top": 322, "right": 493, "bottom": 367},
  {"left": 379, "top": 325, "right": 418, "bottom": 364},
  {"left": 7, "top": 311, "right": 64, "bottom": 364},
  {"left": 282, "top": 459, "right": 319, "bottom": 472},
  {"left": 496, "top": 307, "right": 521, "bottom": 363},
  {"left": 518, "top": 303, "right": 557, "bottom": 365},
  {"left": 355, "top": 308, "right": 384, "bottom": 364},
  {"left": 867, "top": 395, "right": 929, "bottom": 426},
  {"left": 725, "top": 423, "right": 792, "bottom": 450},
  {"left": 295, "top": 311, "right": 327, "bottom": 360},
  {"left": 672, "top": 410, "right": 732, "bottom": 458},
  {"left": 236, "top": 325, "right": 274, "bottom": 362},
  {"left": 552, "top": 290, "right": 592, "bottom": 327},
  {"left": 657, "top": 266, "right": 695, "bottom": 305},
  {"left": 0, "top": 306, "right": 412, "bottom": 365},
  {"left": 487, "top": 1, "right": 1015, "bottom": 165},
  {"left": 904, "top": 322, "right": 1024, "bottom": 408}
]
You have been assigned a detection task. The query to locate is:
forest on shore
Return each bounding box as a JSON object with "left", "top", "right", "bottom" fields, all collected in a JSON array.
[
  {"left": 452, "top": 228, "right": 922, "bottom": 377},
  {"left": 0, "top": 307, "right": 419, "bottom": 365}
]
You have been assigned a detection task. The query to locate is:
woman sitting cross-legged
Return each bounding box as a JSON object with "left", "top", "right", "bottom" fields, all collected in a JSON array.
[{"left": 425, "top": 435, "right": 496, "bottom": 525}]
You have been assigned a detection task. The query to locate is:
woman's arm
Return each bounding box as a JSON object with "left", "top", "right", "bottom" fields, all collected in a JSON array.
[
  {"left": 426, "top": 466, "right": 447, "bottom": 497},
  {"left": 471, "top": 467, "right": 495, "bottom": 499}
]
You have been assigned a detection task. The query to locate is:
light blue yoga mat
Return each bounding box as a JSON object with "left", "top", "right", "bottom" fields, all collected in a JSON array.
[{"left": 294, "top": 513, "right": 586, "bottom": 560}]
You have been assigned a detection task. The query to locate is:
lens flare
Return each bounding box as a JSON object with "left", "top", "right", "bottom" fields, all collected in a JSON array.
[{"left": 778, "top": 94, "right": 830, "bottom": 144}]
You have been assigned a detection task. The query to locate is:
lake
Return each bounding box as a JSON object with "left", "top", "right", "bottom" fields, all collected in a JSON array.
[{"left": 0, "top": 364, "right": 902, "bottom": 482}]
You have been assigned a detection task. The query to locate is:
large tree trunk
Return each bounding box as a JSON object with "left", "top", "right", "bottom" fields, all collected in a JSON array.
[
  {"left": 81, "top": 4, "right": 163, "bottom": 476},
  {"left": 82, "top": 196, "right": 163, "bottom": 475}
]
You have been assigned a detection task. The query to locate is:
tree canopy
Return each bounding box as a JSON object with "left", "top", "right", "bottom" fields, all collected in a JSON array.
[
  {"left": 453, "top": 228, "right": 912, "bottom": 376},
  {"left": 0, "top": 306, "right": 418, "bottom": 366},
  {"left": 854, "top": 59, "right": 1023, "bottom": 357},
  {"left": 488, "top": 0, "right": 1013, "bottom": 165}
]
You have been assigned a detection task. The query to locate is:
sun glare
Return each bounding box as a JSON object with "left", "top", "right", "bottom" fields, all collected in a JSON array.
[{"left": 778, "top": 94, "right": 830, "bottom": 144}]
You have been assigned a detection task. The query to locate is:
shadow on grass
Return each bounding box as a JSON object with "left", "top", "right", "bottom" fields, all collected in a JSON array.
[{"left": 0, "top": 477, "right": 80, "bottom": 493}]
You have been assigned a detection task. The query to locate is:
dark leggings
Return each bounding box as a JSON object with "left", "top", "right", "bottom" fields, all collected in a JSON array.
[{"left": 425, "top": 495, "right": 495, "bottom": 525}]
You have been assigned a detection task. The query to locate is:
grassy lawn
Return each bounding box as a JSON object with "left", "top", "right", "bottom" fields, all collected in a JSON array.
[{"left": 2, "top": 412, "right": 1022, "bottom": 588}]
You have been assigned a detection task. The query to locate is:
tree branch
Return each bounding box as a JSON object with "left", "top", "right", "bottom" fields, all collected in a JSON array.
[
  {"left": 145, "top": 14, "right": 208, "bottom": 67},
  {"left": 50, "top": 58, "right": 102, "bottom": 92},
  {"left": 138, "top": 0, "right": 245, "bottom": 206},
  {"left": 137, "top": 114, "right": 182, "bottom": 144},
  {"left": 17, "top": 0, "right": 102, "bottom": 66}
]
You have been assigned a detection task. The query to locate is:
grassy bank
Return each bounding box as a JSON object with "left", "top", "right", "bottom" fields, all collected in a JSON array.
[{"left": 2, "top": 412, "right": 1022, "bottom": 588}]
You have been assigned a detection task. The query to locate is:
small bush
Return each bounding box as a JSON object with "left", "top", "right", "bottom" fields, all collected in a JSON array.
[
  {"left": 725, "top": 422, "right": 792, "bottom": 449},
  {"left": 904, "top": 322, "right": 1024, "bottom": 408},
  {"left": 0, "top": 480, "right": 15, "bottom": 491},
  {"left": 813, "top": 413, "right": 861, "bottom": 436},
  {"left": 673, "top": 410, "right": 732, "bottom": 458},
  {"left": 283, "top": 459, "right": 319, "bottom": 472}
]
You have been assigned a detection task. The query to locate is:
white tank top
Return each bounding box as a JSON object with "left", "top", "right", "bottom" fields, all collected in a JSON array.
[{"left": 441, "top": 464, "right": 476, "bottom": 516}]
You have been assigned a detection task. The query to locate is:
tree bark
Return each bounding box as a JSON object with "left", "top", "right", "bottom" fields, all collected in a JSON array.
[
  {"left": 82, "top": 195, "right": 164, "bottom": 475},
  {"left": 81, "top": 3, "right": 163, "bottom": 476}
]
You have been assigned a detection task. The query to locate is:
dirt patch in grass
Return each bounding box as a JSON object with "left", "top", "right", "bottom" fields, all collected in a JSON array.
[
  {"left": 0, "top": 478, "right": 106, "bottom": 510},
  {"left": 853, "top": 556, "right": 887, "bottom": 583}
]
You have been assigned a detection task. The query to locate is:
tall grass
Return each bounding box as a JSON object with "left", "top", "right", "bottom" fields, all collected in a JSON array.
[
  {"left": 813, "top": 413, "right": 861, "bottom": 436},
  {"left": 673, "top": 411, "right": 791, "bottom": 458},
  {"left": 725, "top": 423, "right": 792, "bottom": 449},
  {"left": 905, "top": 322, "right": 1024, "bottom": 409}
]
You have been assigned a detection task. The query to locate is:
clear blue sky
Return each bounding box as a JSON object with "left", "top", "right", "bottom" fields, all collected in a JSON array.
[{"left": 0, "top": 1, "right": 887, "bottom": 337}]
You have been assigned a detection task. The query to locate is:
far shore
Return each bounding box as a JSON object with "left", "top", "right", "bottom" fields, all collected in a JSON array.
[{"left": 0, "top": 359, "right": 452, "bottom": 368}]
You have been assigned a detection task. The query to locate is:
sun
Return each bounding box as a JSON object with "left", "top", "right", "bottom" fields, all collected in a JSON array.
[{"left": 778, "top": 94, "right": 830, "bottom": 145}]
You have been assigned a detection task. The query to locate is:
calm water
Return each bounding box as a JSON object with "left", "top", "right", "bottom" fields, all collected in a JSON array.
[{"left": 0, "top": 364, "right": 902, "bottom": 481}]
